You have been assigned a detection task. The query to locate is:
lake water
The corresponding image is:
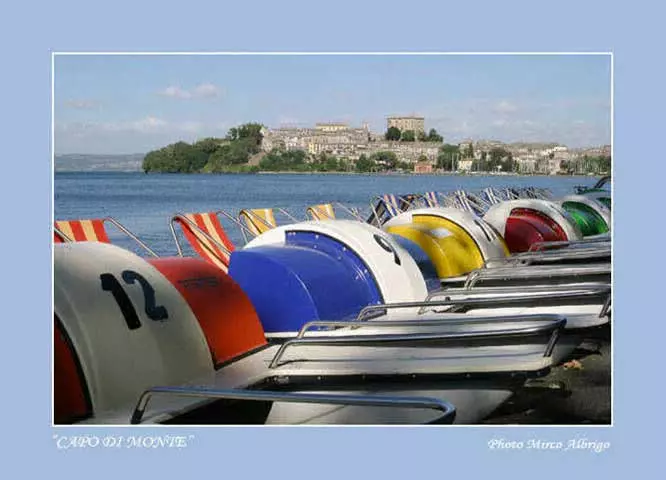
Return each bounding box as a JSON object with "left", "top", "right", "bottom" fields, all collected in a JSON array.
[{"left": 54, "top": 172, "right": 597, "bottom": 256}]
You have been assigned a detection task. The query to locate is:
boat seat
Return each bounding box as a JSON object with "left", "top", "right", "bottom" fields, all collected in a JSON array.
[
  {"left": 422, "top": 191, "right": 440, "bottom": 208},
  {"left": 170, "top": 212, "right": 236, "bottom": 272},
  {"left": 306, "top": 203, "right": 336, "bottom": 221},
  {"left": 53, "top": 217, "right": 157, "bottom": 256},
  {"left": 239, "top": 208, "right": 277, "bottom": 237},
  {"left": 54, "top": 218, "right": 110, "bottom": 243}
]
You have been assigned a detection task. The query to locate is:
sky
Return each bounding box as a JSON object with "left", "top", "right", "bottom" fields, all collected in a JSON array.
[{"left": 54, "top": 54, "right": 611, "bottom": 154}]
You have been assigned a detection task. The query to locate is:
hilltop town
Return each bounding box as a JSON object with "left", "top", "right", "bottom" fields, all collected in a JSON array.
[{"left": 261, "top": 116, "right": 611, "bottom": 175}]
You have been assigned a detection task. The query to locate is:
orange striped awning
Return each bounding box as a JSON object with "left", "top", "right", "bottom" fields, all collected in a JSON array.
[
  {"left": 54, "top": 219, "right": 110, "bottom": 243},
  {"left": 306, "top": 203, "right": 336, "bottom": 221},
  {"left": 173, "top": 212, "right": 235, "bottom": 272},
  {"left": 238, "top": 208, "right": 277, "bottom": 237}
]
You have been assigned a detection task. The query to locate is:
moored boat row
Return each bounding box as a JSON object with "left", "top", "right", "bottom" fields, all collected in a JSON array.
[{"left": 54, "top": 179, "right": 611, "bottom": 425}]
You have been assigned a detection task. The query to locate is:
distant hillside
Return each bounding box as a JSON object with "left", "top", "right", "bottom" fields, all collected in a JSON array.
[{"left": 55, "top": 154, "right": 145, "bottom": 172}]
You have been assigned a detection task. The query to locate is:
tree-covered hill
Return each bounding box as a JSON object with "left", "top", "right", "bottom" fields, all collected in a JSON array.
[{"left": 142, "top": 123, "right": 264, "bottom": 173}]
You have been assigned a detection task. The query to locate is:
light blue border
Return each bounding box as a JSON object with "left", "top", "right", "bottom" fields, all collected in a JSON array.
[{"left": 3, "top": 0, "right": 661, "bottom": 477}]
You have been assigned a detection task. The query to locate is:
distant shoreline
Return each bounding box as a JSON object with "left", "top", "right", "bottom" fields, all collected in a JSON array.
[{"left": 55, "top": 169, "right": 601, "bottom": 178}]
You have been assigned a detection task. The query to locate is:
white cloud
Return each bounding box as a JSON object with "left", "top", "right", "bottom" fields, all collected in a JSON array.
[
  {"left": 158, "top": 86, "right": 192, "bottom": 99},
  {"left": 65, "top": 99, "right": 100, "bottom": 110},
  {"left": 192, "top": 83, "right": 222, "bottom": 98},
  {"left": 158, "top": 83, "right": 222, "bottom": 100}
]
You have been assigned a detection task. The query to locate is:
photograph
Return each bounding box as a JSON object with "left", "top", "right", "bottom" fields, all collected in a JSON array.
[{"left": 53, "top": 53, "right": 612, "bottom": 427}]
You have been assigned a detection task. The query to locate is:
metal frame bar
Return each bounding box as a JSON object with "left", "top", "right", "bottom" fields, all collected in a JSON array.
[
  {"left": 306, "top": 202, "right": 367, "bottom": 222},
  {"left": 599, "top": 296, "right": 612, "bottom": 318},
  {"left": 212, "top": 209, "right": 258, "bottom": 245},
  {"left": 355, "top": 291, "right": 607, "bottom": 319},
  {"left": 131, "top": 387, "right": 456, "bottom": 425},
  {"left": 498, "top": 247, "right": 611, "bottom": 266},
  {"left": 462, "top": 263, "right": 611, "bottom": 289},
  {"left": 269, "top": 314, "right": 566, "bottom": 368},
  {"left": 55, "top": 218, "right": 158, "bottom": 257},
  {"left": 238, "top": 208, "right": 280, "bottom": 242},
  {"left": 53, "top": 225, "right": 72, "bottom": 242},
  {"left": 276, "top": 207, "right": 302, "bottom": 223},
  {"left": 419, "top": 191, "right": 443, "bottom": 208},
  {"left": 169, "top": 213, "right": 234, "bottom": 262},
  {"left": 425, "top": 283, "right": 611, "bottom": 302},
  {"left": 334, "top": 202, "right": 366, "bottom": 222},
  {"left": 102, "top": 218, "right": 159, "bottom": 257},
  {"left": 295, "top": 313, "right": 568, "bottom": 339},
  {"left": 527, "top": 237, "right": 610, "bottom": 252}
]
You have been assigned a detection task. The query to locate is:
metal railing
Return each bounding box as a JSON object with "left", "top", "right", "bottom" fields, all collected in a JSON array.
[
  {"left": 237, "top": 208, "right": 301, "bottom": 242},
  {"left": 169, "top": 213, "right": 234, "bottom": 260},
  {"left": 53, "top": 225, "right": 72, "bottom": 242},
  {"left": 354, "top": 291, "right": 607, "bottom": 319},
  {"left": 295, "top": 313, "right": 568, "bottom": 339},
  {"left": 426, "top": 283, "right": 611, "bottom": 303},
  {"left": 131, "top": 387, "right": 457, "bottom": 425},
  {"left": 268, "top": 313, "right": 566, "bottom": 368},
  {"left": 527, "top": 237, "right": 610, "bottom": 252},
  {"left": 56, "top": 217, "right": 158, "bottom": 257},
  {"left": 462, "top": 263, "right": 611, "bottom": 289}
]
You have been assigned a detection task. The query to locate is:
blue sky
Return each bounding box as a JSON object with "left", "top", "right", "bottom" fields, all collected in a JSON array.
[{"left": 54, "top": 54, "right": 611, "bottom": 154}]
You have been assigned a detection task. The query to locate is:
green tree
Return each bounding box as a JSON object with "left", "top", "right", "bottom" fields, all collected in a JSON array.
[
  {"left": 401, "top": 130, "right": 416, "bottom": 142},
  {"left": 488, "top": 147, "right": 512, "bottom": 171},
  {"left": 258, "top": 149, "right": 309, "bottom": 172},
  {"left": 193, "top": 137, "right": 225, "bottom": 155},
  {"left": 206, "top": 142, "right": 251, "bottom": 171},
  {"left": 370, "top": 151, "right": 399, "bottom": 170},
  {"left": 226, "top": 123, "right": 264, "bottom": 154},
  {"left": 385, "top": 126, "right": 401, "bottom": 141},
  {"left": 355, "top": 154, "right": 376, "bottom": 173},
  {"left": 397, "top": 161, "right": 412, "bottom": 170},
  {"left": 427, "top": 128, "right": 443, "bottom": 143},
  {"left": 417, "top": 131, "right": 428, "bottom": 142},
  {"left": 143, "top": 141, "right": 208, "bottom": 173},
  {"left": 437, "top": 144, "right": 459, "bottom": 171}
]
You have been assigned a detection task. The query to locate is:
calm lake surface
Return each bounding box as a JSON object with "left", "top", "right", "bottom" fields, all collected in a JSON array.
[{"left": 55, "top": 172, "right": 597, "bottom": 256}]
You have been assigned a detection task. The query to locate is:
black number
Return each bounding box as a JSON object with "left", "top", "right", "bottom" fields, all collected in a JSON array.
[
  {"left": 100, "top": 273, "right": 142, "bottom": 330},
  {"left": 121, "top": 270, "right": 169, "bottom": 321},
  {"left": 100, "top": 270, "right": 169, "bottom": 330}
]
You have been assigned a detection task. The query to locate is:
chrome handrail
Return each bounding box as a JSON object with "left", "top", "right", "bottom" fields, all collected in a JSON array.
[
  {"left": 295, "top": 313, "right": 568, "bottom": 339},
  {"left": 427, "top": 283, "right": 611, "bottom": 300},
  {"left": 53, "top": 225, "right": 72, "bottom": 242},
  {"left": 527, "top": 237, "right": 610, "bottom": 252},
  {"left": 463, "top": 263, "right": 611, "bottom": 289},
  {"left": 355, "top": 290, "right": 606, "bottom": 319},
  {"left": 214, "top": 209, "right": 259, "bottom": 245},
  {"left": 277, "top": 207, "right": 302, "bottom": 223},
  {"left": 131, "top": 387, "right": 456, "bottom": 425},
  {"left": 501, "top": 247, "right": 611, "bottom": 266},
  {"left": 169, "top": 213, "right": 233, "bottom": 260},
  {"left": 269, "top": 314, "right": 566, "bottom": 368},
  {"left": 54, "top": 217, "right": 158, "bottom": 257},
  {"left": 238, "top": 208, "right": 280, "bottom": 242},
  {"left": 105, "top": 217, "right": 159, "bottom": 257},
  {"left": 334, "top": 203, "right": 367, "bottom": 222}
]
